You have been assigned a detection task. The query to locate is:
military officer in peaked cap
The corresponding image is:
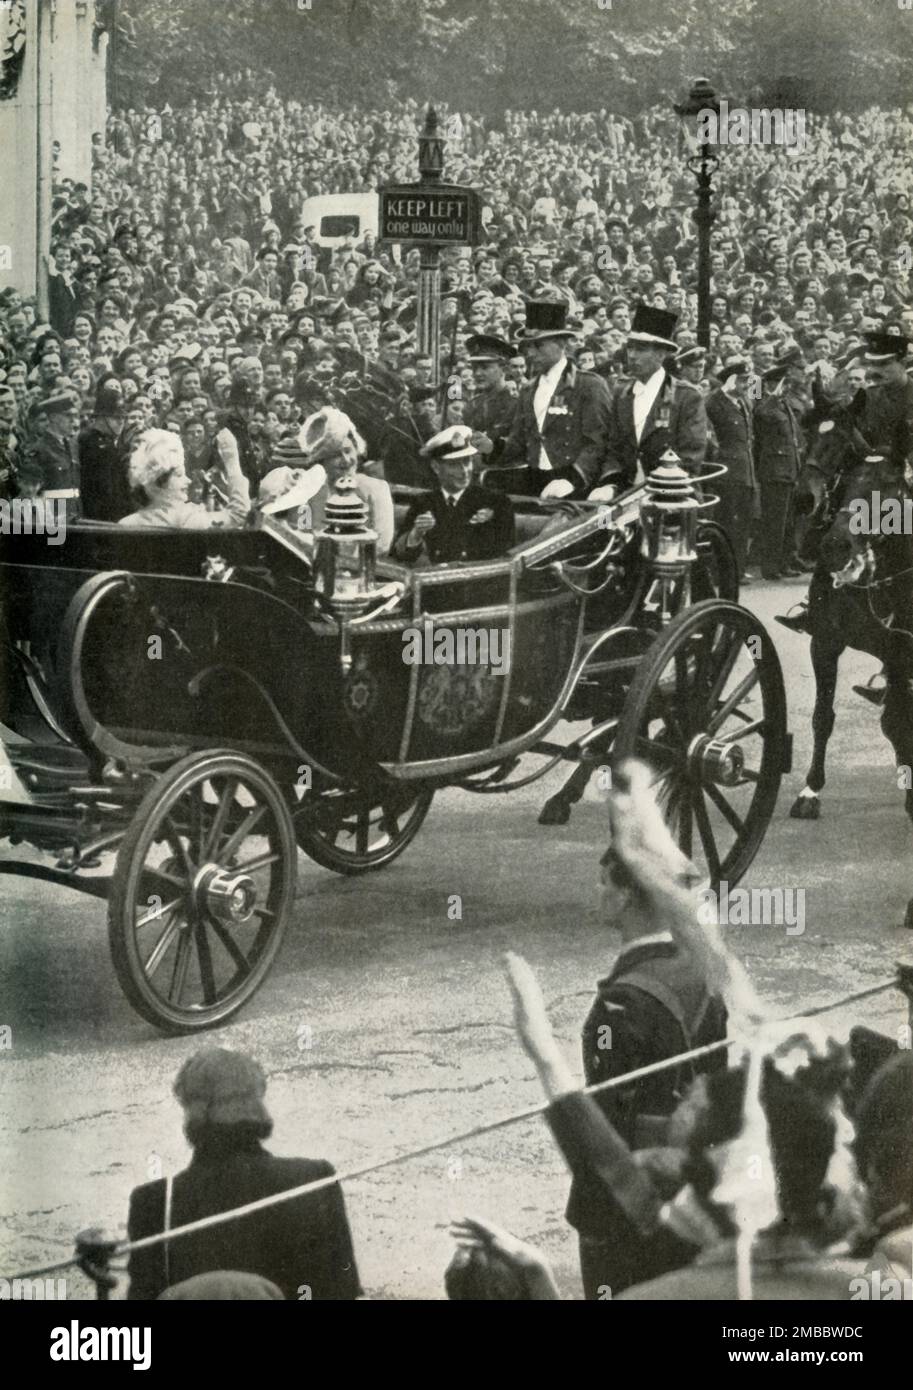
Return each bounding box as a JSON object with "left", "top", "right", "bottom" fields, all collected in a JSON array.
[
  {"left": 462, "top": 333, "right": 518, "bottom": 468},
  {"left": 392, "top": 424, "right": 515, "bottom": 565}
]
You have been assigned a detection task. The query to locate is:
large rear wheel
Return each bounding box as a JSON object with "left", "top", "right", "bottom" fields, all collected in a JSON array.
[
  {"left": 108, "top": 750, "right": 296, "bottom": 1033},
  {"left": 613, "top": 600, "right": 788, "bottom": 890}
]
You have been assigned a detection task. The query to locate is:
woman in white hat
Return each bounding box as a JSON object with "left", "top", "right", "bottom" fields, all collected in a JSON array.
[
  {"left": 259, "top": 407, "right": 394, "bottom": 554},
  {"left": 119, "top": 428, "right": 250, "bottom": 529}
]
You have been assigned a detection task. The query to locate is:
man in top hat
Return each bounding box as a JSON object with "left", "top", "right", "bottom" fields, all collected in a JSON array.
[
  {"left": 392, "top": 425, "right": 514, "bottom": 565},
  {"left": 463, "top": 334, "right": 517, "bottom": 468},
  {"left": 705, "top": 355, "right": 759, "bottom": 580},
  {"left": 498, "top": 300, "right": 615, "bottom": 501},
  {"left": 601, "top": 306, "right": 708, "bottom": 493}
]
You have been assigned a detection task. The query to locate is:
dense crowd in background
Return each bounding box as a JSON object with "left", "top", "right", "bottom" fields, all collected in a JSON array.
[{"left": 2, "top": 84, "right": 913, "bottom": 537}]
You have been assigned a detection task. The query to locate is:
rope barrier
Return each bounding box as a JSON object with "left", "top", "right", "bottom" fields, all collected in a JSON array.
[{"left": 5, "top": 973, "right": 904, "bottom": 1282}]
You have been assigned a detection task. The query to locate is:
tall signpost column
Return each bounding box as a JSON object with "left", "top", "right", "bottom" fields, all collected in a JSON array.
[
  {"left": 417, "top": 108, "right": 444, "bottom": 386},
  {"left": 379, "top": 107, "right": 480, "bottom": 391}
]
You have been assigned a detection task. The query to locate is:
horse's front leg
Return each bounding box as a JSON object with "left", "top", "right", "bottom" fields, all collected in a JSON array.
[{"left": 790, "top": 632, "right": 841, "bottom": 820}]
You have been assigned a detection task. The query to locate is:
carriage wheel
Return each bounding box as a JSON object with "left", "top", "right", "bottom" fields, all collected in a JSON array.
[
  {"left": 108, "top": 750, "right": 296, "bottom": 1033},
  {"left": 693, "top": 520, "right": 740, "bottom": 604},
  {"left": 294, "top": 782, "right": 434, "bottom": 875},
  {"left": 613, "top": 600, "right": 787, "bottom": 890}
]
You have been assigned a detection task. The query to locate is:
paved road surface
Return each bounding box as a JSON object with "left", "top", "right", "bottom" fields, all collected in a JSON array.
[{"left": 1, "top": 578, "right": 910, "bottom": 1299}]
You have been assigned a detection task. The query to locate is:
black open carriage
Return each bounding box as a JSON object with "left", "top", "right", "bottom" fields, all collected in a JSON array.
[{"left": 0, "top": 462, "right": 790, "bottom": 1032}]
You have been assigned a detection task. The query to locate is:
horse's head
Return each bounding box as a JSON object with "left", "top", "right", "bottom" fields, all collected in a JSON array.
[
  {"left": 794, "top": 402, "right": 861, "bottom": 565},
  {"left": 819, "top": 453, "right": 909, "bottom": 585}
]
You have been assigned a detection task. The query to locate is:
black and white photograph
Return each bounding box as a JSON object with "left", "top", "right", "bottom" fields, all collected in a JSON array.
[{"left": 1, "top": 0, "right": 912, "bottom": 1346}]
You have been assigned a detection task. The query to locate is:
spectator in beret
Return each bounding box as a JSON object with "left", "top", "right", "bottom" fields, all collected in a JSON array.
[{"left": 127, "top": 1048, "right": 361, "bottom": 1301}]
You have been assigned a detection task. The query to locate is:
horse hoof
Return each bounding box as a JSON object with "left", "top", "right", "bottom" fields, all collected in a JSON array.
[
  {"left": 789, "top": 795, "right": 820, "bottom": 820},
  {"left": 538, "top": 796, "right": 571, "bottom": 827},
  {"left": 904, "top": 900, "right": 913, "bottom": 931}
]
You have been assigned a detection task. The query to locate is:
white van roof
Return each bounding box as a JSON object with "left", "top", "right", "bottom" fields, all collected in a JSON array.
[{"left": 301, "top": 194, "right": 380, "bottom": 247}]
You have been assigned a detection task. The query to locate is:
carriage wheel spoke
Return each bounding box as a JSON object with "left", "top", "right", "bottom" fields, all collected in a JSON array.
[
  {"left": 705, "top": 782, "right": 746, "bottom": 836},
  {"left": 143, "top": 918, "right": 182, "bottom": 979},
  {"left": 692, "top": 788, "right": 722, "bottom": 882},
  {"left": 677, "top": 783, "right": 693, "bottom": 857},
  {"left": 142, "top": 865, "right": 184, "bottom": 892},
  {"left": 203, "top": 776, "right": 238, "bottom": 859},
  {"left": 233, "top": 851, "right": 280, "bottom": 875},
  {"left": 717, "top": 717, "right": 766, "bottom": 743},
  {"left": 208, "top": 918, "right": 250, "bottom": 978},
  {"left": 219, "top": 802, "right": 266, "bottom": 861},
  {"left": 356, "top": 808, "right": 370, "bottom": 854},
  {"left": 631, "top": 735, "right": 679, "bottom": 768},
  {"left": 708, "top": 668, "right": 759, "bottom": 734},
  {"left": 165, "top": 820, "right": 195, "bottom": 877},
  {"left": 694, "top": 623, "right": 719, "bottom": 699},
  {"left": 168, "top": 931, "right": 193, "bottom": 1005},
  {"left": 189, "top": 785, "right": 207, "bottom": 860},
  {"left": 194, "top": 918, "right": 217, "bottom": 1004},
  {"left": 136, "top": 895, "right": 183, "bottom": 929},
  {"left": 706, "top": 634, "right": 744, "bottom": 713}
]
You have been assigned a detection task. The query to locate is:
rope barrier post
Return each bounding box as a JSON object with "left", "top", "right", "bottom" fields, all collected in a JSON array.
[{"left": 75, "top": 1226, "right": 120, "bottom": 1300}]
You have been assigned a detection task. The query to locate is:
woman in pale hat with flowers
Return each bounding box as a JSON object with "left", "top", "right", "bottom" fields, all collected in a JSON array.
[
  {"left": 258, "top": 406, "right": 394, "bottom": 553},
  {"left": 126, "top": 1047, "right": 361, "bottom": 1300}
]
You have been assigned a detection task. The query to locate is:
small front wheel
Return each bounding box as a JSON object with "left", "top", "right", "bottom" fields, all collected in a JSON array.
[{"left": 294, "top": 782, "right": 433, "bottom": 874}]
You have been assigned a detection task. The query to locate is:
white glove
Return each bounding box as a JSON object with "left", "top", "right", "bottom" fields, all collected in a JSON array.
[
  {"left": 588, "top": 483, "right": 617, "bottom": 504},
  {"left": 540, "top": 477, "right": 575, "bottom": 500}
]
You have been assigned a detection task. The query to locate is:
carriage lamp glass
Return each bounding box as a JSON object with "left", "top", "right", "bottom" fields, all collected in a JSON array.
[
  {"left": 314, "top": 476, "right": 378, "bottom": 614},
  {"left": 640, "top": 451, "right": 700, "bottom": 574}
]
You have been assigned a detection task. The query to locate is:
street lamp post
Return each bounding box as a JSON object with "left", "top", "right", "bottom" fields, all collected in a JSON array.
[
  {"left": 674, "top": 78, "right": 721, "bottom": 351},
  {"left": 416, "top": 106, "right": 445, "bottom": 385}
]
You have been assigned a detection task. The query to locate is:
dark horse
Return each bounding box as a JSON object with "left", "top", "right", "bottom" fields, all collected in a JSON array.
[{"left": 787, "top": 415, "right": 913, "bottom": 927}]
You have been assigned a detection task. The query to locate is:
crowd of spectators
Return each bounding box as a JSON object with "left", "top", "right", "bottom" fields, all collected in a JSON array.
[
  {"left": 3, "top": 79, "right": 911, "bottom": 1303},
  {"left": 2, "top": 85, "right": 913, "bottom": 548},
  {"left": 114, "top": 763, "right": 913, "bottom": 1302}
]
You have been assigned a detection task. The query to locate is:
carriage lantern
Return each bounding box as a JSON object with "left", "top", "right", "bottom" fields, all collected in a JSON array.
[
  {"left": 314, "top": 475, "right": 378, "bottom": 609},
  {"left": 314, "top": 475, "right": 379, "bottom": 669},
  {"left": 640, "top": 451, "right": 701, "bottom": 575}
]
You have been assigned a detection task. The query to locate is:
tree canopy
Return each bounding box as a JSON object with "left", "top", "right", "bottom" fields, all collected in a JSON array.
[{"left": 110, "top": 0, "right": 913, "bottom": 114}]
